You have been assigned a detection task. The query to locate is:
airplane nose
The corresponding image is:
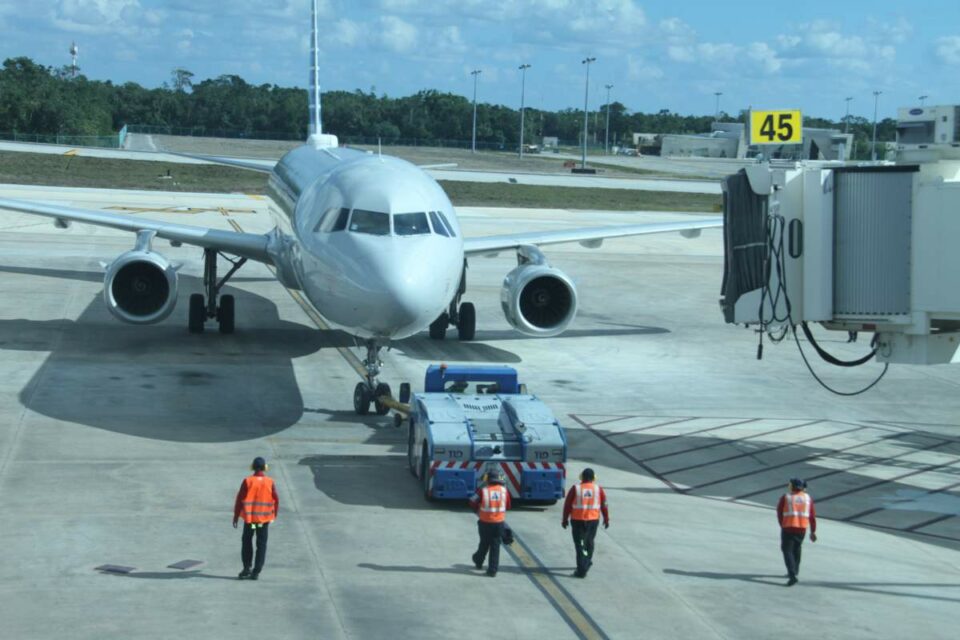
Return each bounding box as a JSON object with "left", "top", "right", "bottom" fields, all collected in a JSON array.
[
  {"left": 364, "top": 244, "right": 452, "bottom": 335},
  {"left": 378, "top": 258, "right": 440, "bottom": 325}
]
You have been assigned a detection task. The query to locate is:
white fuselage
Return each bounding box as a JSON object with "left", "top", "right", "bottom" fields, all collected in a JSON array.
[{"left": 265, "top": 145, "right": 463, "bottom": 340}]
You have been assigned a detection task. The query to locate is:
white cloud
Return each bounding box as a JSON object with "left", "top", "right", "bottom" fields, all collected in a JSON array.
[
  {"left": 746, "top": 42, "right": 782, "bottom": 74},
  {"left": 332, "top": 18, "right": 362, "bottom": 47},
  {"left": 380, "top": 16, "right": 418, "bottom": 54},
  {"left": 52, "top": 0, "right": 144, "bottom": 35},
  {"left": 626, "top": 54, "right": 663, "bottom": 81},
  {"left": 935, "top": 36, "right": 960, "bottom": 65}
]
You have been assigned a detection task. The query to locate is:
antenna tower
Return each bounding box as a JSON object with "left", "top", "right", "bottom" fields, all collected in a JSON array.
[{"left": 69, "top": 42, "right": 79, "bottom": 78}]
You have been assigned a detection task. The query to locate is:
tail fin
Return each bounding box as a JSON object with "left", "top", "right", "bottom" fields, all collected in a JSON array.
[{"left": 307, "top": 0, "right": 337, "bottom": 148}]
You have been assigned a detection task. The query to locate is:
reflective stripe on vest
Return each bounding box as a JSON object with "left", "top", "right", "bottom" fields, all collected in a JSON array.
[
  {"left": 241, "top": 475, "right": 276, "bottom": 524},
  {"left": 478, "top": 485, "right": 507, "bottom": 523},
  {"left": 781, "top": 492, "right": 810, "bottom": 529},
  {"left": 571, "top": 482, "right": 601, "bottom": 521}
]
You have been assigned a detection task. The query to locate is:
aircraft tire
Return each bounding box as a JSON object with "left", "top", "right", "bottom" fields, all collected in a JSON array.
[
  {"left": 374, "top": 382, "right": 392, "bottom": 415},
  {"left": 353, "top": 382, "right": 371, "bottom": 415},
  {"left": 457, "top": 302, "right": 476, "bottom": 341},
  {"left": 188, "top": 294, "right": 205, "bottom": 333},
  {"left": 429, "top": 313, "right": 448, "bottom": 340},
  {"left": 218, "top": 294, "right": 235, "bottom": 334}
]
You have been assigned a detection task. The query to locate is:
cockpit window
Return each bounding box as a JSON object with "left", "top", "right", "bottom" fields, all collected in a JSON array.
[
  {"left": 331, "top": 208, "right": 350, "bottom": 232},
  {"left": 314, "top": 207, "right": 351, "bottom": 233},
  {"left": 394, "top": 212, "right": 430, "bottom": 236},
  {"left": 436, "top": 211, "right": 456, "bottom": 237},
  {"left": 429, "top": 211, "right": 450, "bottom": 237},
  {"left": 349, "top": 209, "right": 390, "bottom": 236}
]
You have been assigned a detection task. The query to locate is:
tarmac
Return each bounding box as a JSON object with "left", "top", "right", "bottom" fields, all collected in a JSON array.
[{"left": 0, "top": 183, "right": 959, "bottom": 639}]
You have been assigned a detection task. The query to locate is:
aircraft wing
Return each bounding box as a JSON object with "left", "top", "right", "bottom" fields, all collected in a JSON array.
[
  {"left": 171, "top": 153, "right": 277, "bottom": 173},
  {"left": 463, "top": 216, "right": 722, "bottom": 256},
  {"left": 0, "top": 197, "right": 272, "bottom": 263}
]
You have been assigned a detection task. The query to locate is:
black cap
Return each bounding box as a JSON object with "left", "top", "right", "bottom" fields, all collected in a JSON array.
[
  {"left": 581, "top": 468, "right": 595, "bottom": 482},
  {"left": 486, "top": 467, "right": 503, "bottom": 482},
  {"left": 252, "top": 457, "right": 267, "bottom": 471},
  {"left": 789, "top": 478, "right": 805, "bottom": 490}
]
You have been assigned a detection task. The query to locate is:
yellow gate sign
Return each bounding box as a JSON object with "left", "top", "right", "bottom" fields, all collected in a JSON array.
[{"left": 750, "top": 110, "right": 802, "bottom": 145}]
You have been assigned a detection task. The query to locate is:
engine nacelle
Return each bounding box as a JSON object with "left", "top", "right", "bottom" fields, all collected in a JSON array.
[
  {"left": 500, "top": 263, "right": 578, "bottom": 337},
  {"left": 103, "top": 250, "right": 178, "bottom": 324}
]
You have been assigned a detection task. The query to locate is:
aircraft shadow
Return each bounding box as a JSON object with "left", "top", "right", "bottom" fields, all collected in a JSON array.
[
  {"left": 1, "top": 266, "right": 345, "bottom": 442},
  {"left": 394, "top": 323, "right": 667, "bottom": 364}
]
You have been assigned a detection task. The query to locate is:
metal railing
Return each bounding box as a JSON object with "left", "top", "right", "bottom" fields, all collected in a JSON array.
[{"left": 0, "top": 131, "right": 121, "bottom": 149}]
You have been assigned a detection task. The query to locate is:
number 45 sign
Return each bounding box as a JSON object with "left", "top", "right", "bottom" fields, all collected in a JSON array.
[{"left": 750, "top": 110, "right": 803, "bottom": 145}]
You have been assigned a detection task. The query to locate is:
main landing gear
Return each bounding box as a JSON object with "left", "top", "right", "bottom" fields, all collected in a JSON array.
[
  {"left": 429, "top": 261, "right": 475, "bottom": 341},
  {"left": 353, "top": 339, "right": 392, "bottom": 416},
  {"left": 188, "top": 248, "right": 246, "bottom": 334}
]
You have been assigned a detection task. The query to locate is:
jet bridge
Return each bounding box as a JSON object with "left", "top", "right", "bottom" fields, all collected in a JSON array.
[{"left": 720, "top": 147, "right": 960, "bottom": 368}]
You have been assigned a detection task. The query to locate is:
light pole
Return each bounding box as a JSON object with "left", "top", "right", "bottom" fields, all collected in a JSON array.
[
  {"left": 843, "top": 96, "right": 853, "bottom": 133},
  {"left": 714, "top": 91, "right": 722, "bottom": 121},
  {"left": 919, "top": 94, "right": 928, "bottom": 107},
  {"left": 518, "top": 63, "right": 531, "bottom": 158},
  {"left": 604, "top": 83, "right": 613, "bottom": 155},
  {"left": 471, "top": 69, "right": 481, "bottom": 153},
  {"left": 871, "top": 90, "right": 881, "bottom": 161},
  {"left": 581, "top": 56, "right": 596, "bottom": 169}
]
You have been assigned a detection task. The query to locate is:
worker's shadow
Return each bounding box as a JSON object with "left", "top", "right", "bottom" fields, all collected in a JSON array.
[
  {"left": 663, "top": 568, "right": 785, "bottom": 586},
  {"left": 100, "top": 570, "right": 236, "bottom": 581}
]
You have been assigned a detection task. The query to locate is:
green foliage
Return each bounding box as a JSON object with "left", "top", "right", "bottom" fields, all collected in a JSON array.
[{"left": 0, "top": 56, "right": 898, "bottom": 151}]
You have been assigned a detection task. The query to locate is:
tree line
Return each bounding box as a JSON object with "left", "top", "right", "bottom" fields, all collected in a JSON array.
[{"left": 0, "top": 56, "right": 897, "bottom": 158}]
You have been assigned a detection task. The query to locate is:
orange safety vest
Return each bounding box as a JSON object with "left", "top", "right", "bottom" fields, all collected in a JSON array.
[
  {"left": 478, "top": 484, "right": 508, "bottom": 523},
  {"left": 781, "top": 492, "right": 811, "bottom": 529},
  {"left": 240, "top": 475, "right": 276, "bottom": 524},
  {"left": 571, "top": 482, "right": 601, "bottom": 521}
]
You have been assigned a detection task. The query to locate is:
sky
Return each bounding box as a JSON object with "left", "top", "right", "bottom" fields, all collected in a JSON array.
[{"left": 0, "top": 0, "right": 958, "bottom": 122}]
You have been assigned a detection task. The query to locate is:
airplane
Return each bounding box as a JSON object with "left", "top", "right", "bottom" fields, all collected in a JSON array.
[{"left": 0, "top": 0, "right": 721, "bottom": 416}]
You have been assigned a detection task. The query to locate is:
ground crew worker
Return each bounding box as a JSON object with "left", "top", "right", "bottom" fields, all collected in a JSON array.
[
  {"left": 233, "top": 456, "right": 279, "bottom": 580},
  {"left": 469, "top": 466, "right": 511, "bottom": 577},
  {"left": 777, "top": 478, "right": 817, "bottom": 586},
  {"left": 562, "top": 468, "right": 609, "bottom": 578}
]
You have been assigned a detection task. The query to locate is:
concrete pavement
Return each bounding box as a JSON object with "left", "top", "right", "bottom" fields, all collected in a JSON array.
[{"left": 0, "top": 186, "right": 958, "bottom": 639}]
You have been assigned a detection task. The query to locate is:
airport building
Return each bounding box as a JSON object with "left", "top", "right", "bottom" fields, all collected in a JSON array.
[{"left": 657, "top": 122, "right": 852, "bottom": 161}]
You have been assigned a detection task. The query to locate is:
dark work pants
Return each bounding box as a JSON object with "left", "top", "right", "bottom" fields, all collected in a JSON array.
[
  {"left": 571, "top": 519, "right": 600, "bottom": 576},
  {"left": 242, "top": 523, "right": 270, "bottom": 573},
  {"left": 780, "top": 530, "right": 805, "bottom": 579},
  {"left": 473, "top": 521, "right": 504, "bottom": 573}
]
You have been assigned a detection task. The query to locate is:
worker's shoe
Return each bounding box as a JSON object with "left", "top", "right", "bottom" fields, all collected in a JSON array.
[
  {"left": 472, "top": 554, "right": 483, "bottom": 570},
  {"left": 238, "top": 569, "right": 251, "bottom": 580},
  {"left": 573, "top": 570, "right": 586, "bottom": 578},
  {"left": 485, "top": 570, "right": 497, "bottom": 577},
  {"left": 787, "top": 576, "right": 798, "bottom": 586},
  {"left": 249, "top": 572, "right": 260, "bottom": 581}
]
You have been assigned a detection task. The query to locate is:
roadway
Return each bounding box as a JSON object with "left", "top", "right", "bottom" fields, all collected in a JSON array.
[{"left": 0, "top": 185, "right": 958, "bottom": 639}]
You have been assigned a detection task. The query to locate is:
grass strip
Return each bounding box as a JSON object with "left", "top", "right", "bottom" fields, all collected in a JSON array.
[{"left": 0, "top": 151, "right": 721, "bottom": 212}]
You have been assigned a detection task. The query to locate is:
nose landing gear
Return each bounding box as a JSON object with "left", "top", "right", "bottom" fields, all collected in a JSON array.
[{"left": 353, "top": 340, "right": 392, "bottom": 415}]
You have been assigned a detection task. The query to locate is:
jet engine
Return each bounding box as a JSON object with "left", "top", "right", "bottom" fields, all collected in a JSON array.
[
  {"left": 103, "top": 249, "right": 178, "bottom": 324},
  {"left": 500, "top": 245, "right": 578, "bottom": 337}
]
